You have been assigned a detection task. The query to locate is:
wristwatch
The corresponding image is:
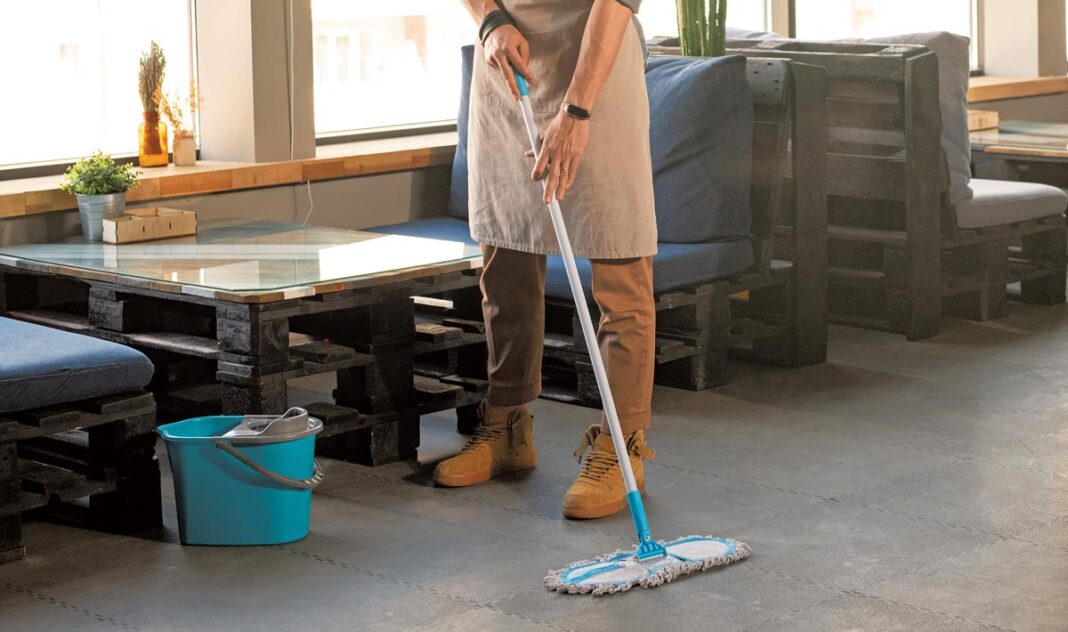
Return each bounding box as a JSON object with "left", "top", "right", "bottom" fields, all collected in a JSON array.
[{"left": 561, "top": 102, "right": 592, "bottom": 121}]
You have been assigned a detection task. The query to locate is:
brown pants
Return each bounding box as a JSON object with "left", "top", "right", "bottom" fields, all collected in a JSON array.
[{"left": 479, "top": 244, "right": 656, "bottom": 435}]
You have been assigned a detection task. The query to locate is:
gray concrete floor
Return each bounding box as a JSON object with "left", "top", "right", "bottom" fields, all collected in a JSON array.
[{"left": 3, "top": 305, "right": 1068, "bottom": 632}]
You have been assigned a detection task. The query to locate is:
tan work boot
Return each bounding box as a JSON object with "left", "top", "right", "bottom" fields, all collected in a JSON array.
[
  {"left": 432, "top": 402, "right": 536, "bottom": 487},
  {"left": 562, "top": 425, "right": 655, "bottom": 520}
]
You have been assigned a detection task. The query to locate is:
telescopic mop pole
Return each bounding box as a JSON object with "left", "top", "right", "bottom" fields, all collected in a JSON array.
[{"left": 513, "top": 72, "right": 664, "bottom": 560}]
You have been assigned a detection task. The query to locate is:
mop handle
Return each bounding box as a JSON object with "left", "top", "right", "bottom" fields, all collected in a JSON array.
[{"left": 513, "top": 73, "right": 638, "bottom": 496}]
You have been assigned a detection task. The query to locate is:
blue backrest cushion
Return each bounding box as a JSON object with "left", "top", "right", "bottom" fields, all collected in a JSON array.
[
  {"left": 646, "top": 54, "right": 753, "bottom": 244},
  {"left": 447, "top": 45, "right": 475, "bottom": 220}
]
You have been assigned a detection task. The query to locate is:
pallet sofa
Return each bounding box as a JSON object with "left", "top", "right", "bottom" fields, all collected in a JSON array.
[
  {"left": 370, "top": 46, "right": 827, "bottom": 408},
  {"left": 0, "top": 316, "right": 161, "bottom": 563},
  {"left": 704, "top": 35, "right": 1068, "bottom": 339}
]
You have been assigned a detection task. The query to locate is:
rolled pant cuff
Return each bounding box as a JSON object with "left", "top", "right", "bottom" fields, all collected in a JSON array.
[
  {"left": 601, "top": 410, "right": 652, "bottom": 436},
  {"left": 486, "top": 382, "right": 542, "bottom": 407}
]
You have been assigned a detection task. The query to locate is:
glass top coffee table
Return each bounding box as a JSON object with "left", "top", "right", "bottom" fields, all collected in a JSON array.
[
  {"left": 0, "top": 219, "right": 486, "bottom": 429},
  {"left": 970, "top": 120, "right": 1068, "bottom": 159},
  {"left": 0, "top": 219, "right": 482, "bottom": 303}
]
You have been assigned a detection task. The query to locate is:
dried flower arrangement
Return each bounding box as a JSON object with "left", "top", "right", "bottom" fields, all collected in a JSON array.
[{"left": 138, "top": 41, "right": 167, "bottom": 114}]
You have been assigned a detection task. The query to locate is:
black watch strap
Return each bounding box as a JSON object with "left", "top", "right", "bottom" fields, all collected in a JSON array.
[{"left": 561, "top": 102, "right": 592, "bottom": 121}]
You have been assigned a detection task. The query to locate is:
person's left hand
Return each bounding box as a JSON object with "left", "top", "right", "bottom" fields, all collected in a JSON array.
[{"left": 526, "top": 110, "right": 589, "bottom": 203}]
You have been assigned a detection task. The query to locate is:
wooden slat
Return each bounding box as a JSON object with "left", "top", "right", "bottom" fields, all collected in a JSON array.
[
  {"left": 827, "top": 152, "right": 906, "bottom": 200},
  {"left": 968, "top": 76, "right": 1068, "bottom": 103},
  {"left": 0, "top": 133, "right": 458, "bottom": 219}
]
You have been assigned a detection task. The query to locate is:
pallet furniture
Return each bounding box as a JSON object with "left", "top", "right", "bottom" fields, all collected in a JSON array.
[
  {"left": 1, "top": 317, "right": 160, "bottom": 564},
  {"left": 968, "top": 121, "right": 1068, "bottom": 305},
  {"left": 539, "top": 55, "right": 828, "bottom": 403},
  {"left": 0, "top": 220, "right": 484, "bottom": 466},
  {"left": 371, "top": 53, "right": 829, "bottom": 406},
  {"left": 718, "top": 38, "right": 1068, "bottom": 339}
]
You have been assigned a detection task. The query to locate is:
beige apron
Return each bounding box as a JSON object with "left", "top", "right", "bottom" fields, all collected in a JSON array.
[{"left": 467, "top": 0, "right": 657, "bottom": 259}]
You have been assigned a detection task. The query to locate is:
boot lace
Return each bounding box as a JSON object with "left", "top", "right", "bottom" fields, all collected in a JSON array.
[
  {"left": 460, "top": 406, "right": 523, "bottom": 457},
  {"left": 573, "top": 427, "right": 655, "bottom": 484},
  {"left": 573, "top": 427, "right": 618, "bottom": 484}
]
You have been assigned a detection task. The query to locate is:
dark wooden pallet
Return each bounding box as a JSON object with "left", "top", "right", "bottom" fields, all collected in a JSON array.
[
  {"left": 706, "top": 38, "right": 1067, "bottom": 339},
  {"left": 536, "top": 56, "right": 829, "bottom": 406},
  {"left": 0, "top": 269, "right": 490, "bottom": 467},
  {"left": 0, "top": 391, "right": 161, "bottom": 565}
]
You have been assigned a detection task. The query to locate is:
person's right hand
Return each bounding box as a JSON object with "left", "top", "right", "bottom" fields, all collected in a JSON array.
[{"left": 483, "top": 24, "right": 536, "bottom": 100}]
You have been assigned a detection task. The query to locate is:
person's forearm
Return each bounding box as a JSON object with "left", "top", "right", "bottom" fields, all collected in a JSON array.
[
  {"left": 564, "top": 0, "right": 633, "bottom": 112},
  {"left": 460, "top": 0, "right": 499, "bottom": 22}
]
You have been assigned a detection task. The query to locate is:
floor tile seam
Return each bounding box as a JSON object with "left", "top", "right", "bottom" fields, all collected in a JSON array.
[
  {"left": 853, "top": 534, "right": 1011, "bottom": 597},
  {"left": 998, "top": 513, "right": 1068, "bottom": 554},
  {"left": 760, "top": 420, "right": 1059, "bottom": 479},
  {"left": 651, "top": 455, "right": 950, "bottom": 507},
  {"left": 741, "top": 565, "right": 1019, "bottom": 632},
  {"left": 829, "top": 500, "right": 1068, "bottom": 554},
  {"left": 844, "top": 590, "right": 1022, "bottom": 632},
  {"left": 737, "top": 595, "right": 839, "bottom": 632},
  {"left": 275, "top": 546, "right": 579, "bottom": 632},
  {"left": 0, "top": 581, "right": 142, "bottom": 631},
  {"left": 544, "top": 433, "right": 988, "bottom": 507},
  {"left": 348, "top": 468, "right": 634, "bottom": 541},
  {"left": 729, "top": 498, "right": 826, "bottom": 533}
]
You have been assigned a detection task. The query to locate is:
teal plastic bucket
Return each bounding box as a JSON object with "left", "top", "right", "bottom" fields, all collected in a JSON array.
[{"left": 158, "top": 409, "right": 323, "bottom": 546}]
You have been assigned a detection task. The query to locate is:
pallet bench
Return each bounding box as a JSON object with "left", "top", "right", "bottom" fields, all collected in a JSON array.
[
  {"left": 1, "top": 314, "right": 161, "bottom": 564},
  {"left": 370, "top": 54, "right": 829, "bottom": 407},
  {"left": 717, "top": 38, "right": 1067, "bottom": 339}
]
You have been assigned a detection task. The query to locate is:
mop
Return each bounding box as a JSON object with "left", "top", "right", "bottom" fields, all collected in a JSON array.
[{"left": 510, "top": 72, "right": 752, "bottom": 595}]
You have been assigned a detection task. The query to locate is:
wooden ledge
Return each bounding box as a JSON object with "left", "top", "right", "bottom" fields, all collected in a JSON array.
[
  {"left": 968, "top": 76, "right": 1068, "bottom": 103},
  {"left": 0, "top": 132, "right": 459, "bottom": 220}
]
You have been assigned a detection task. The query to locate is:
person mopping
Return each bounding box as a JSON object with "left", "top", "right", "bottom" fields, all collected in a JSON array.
[{"left": 436, "top": 0, "right": 658, "bottom": 521}]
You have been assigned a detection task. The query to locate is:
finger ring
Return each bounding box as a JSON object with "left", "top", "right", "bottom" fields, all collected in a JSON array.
[{"left": 561, "top": 166, "right": 570, "bottom": 172}]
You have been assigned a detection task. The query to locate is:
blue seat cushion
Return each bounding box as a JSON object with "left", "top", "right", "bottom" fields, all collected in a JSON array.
[
  {"left": 646, "top": 55, "right": 753, "bottom": 244},
  {"left": 366, "top": 218, "right": 752, "bottom": 300},
  {"left": 545, "top": 240, "right": 753, "bottom": 300},
  {"left": 447, "top": 46, "right": 476, "bottom": 220},
  {"left": 0, "top": 317, "right": 154, "bottom": 414},
  {"left": 366, "top": 216, "right": 476, "bottom": 246}
]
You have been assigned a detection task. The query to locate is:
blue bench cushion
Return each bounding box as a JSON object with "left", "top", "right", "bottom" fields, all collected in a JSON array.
[
  {"left": 0, "top": 317, "right": 154, "bottom": 414},
  {"left": 367, "top": 218, "right": 753, "bottom": 300},
  {"left": 450, "top": 47, "right": 755, "bottom": 245},
  {"left": 545, "top": 240, "right": 752, "bottom": 300},
  {"left": 646, "top": 55, "right": 753, "bottom": 244},
  {"left": 447, "top": 46, "right": 476, "bottom": 220}
]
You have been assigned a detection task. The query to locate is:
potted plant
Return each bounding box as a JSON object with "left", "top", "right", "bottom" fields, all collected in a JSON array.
[
  {"left": 161, "top": 87, "right": 199, "bottom": 166},
  {"left": 676, "top": 0, "right": 728, "bottom": 57},
  {"left": 61, "top": 151, "right": 140, "bottom": 241},
  {"left": 138, "top": 41, "right": 168, "bottom": 167}
]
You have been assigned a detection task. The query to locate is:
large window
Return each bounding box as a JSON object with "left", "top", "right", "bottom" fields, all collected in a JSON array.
[
  {"left": 311, "top": 0, "right": 774, "bottom": 137},
  {"left": 638, "top": 0, "right": 771, "bottom": 39},
  {"left": 795, "top": 0, "right": 979, "bottom": 68},
  {"left": 0, "top": 1, "right": 196, "bottom": 168},
  {"left": 312, "top": 1, "right": 472, "bottom": 137}
]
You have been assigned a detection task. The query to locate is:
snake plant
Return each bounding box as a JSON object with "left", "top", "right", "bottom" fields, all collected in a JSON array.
[{"left": 676, "top": 0, "right": 728, "bottom": 57}]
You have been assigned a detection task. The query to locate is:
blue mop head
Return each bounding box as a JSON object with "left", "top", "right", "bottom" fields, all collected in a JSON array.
[{"left": 545, "top": 535, "right": 751, "bottom": 596}]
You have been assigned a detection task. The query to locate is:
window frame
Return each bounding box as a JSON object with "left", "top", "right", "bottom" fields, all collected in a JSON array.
[{"left": 0, "top": 0, "right": 201, "bottom": 181}]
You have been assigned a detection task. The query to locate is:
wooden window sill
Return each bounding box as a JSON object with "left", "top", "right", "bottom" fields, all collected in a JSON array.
[
  {"left": 0, "top": 132, "right": 459, "bottom": 219},
  {"left": 968, "top": 76, "right": 1068, "bottom": 103}
]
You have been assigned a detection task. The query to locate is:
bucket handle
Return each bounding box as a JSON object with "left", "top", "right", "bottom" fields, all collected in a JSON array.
[{"left": 214, "top": 439, "right": 324, "bottom": 490}]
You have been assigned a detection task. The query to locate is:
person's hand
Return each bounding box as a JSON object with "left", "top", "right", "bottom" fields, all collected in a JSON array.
[
  {"left": 483, "top": 24, "right": 536, "bottom": 100},
  {"left": 527, "top": 110, "right": 589, "bottom": 203}
]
